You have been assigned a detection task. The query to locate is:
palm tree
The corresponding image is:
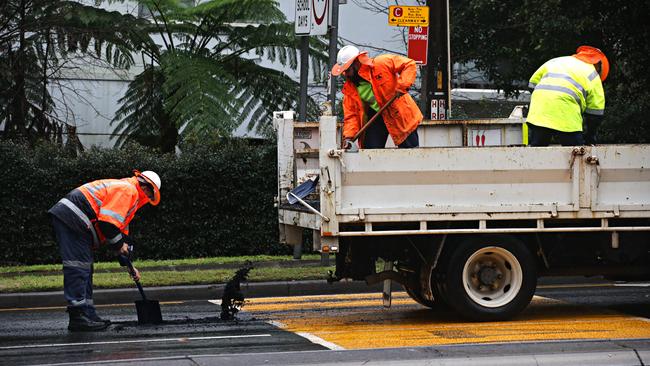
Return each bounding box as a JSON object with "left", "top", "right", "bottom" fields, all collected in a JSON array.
[
  {"left": 0, "top": 0, "right": 150, "bottom": 147},
  {"left": 111, "top": 0, "right": 328, "bottom": 153}
]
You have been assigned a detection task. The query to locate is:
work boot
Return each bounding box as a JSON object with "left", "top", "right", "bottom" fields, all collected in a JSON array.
[
  {"left": 85, "top": 306, "right": 111, "bottom": 325},
  {"left": 67, "top": 307, "right": 109, "bottom": 332}
]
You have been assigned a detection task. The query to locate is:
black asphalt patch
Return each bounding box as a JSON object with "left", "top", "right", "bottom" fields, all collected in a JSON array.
[{"left": 0, "top": 302, "right": 325, "bottom": 366}]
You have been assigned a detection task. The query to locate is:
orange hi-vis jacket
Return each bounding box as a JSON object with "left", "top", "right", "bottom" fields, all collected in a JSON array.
[
  {"left": 341, "top": 54, "right": 423, "bottom": 146},
  {"left": 78, "top": 177, "right": 149, "bottom": 243}
]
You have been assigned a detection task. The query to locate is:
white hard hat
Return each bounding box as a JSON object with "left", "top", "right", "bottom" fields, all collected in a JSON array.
[
  {"left": 331, "top": 45, "right": 371, "bottom": 76},
  {"left": 134, "top": 170, "right": 161, "bottom": 205},
  {"left": 141, "top": 171, "right": 161, "bottom": 190}
]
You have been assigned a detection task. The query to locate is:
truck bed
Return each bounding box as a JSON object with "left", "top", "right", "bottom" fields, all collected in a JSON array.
[{"left": 276, "top": 113, "right": 650, "bottom": 247}]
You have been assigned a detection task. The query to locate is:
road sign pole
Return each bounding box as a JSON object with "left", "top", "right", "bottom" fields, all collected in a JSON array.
[
  {"left": 328, "top": 0, "right": 339, "bottom": 116},
  {"left": 299, "top": 35, "right": 309, "bottom": 122}
]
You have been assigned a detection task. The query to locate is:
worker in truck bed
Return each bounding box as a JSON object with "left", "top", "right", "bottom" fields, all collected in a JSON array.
[
  {"left": 48, "top": 170, "right": 161, "bottom": 331},
  {"left": 526, "top": 45, "right": 609, "bottom": 146},
  {"left": 331, "top": 45, "right": 423, "bottom": 149}
]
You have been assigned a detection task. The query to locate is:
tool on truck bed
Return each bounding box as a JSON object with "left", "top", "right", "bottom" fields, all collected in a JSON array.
[
  {"left": 286, "top": 176, "right": 329, "bottom": 222},
  {"left": 287, "top": 176, "right": 319, "bottom": 205}
]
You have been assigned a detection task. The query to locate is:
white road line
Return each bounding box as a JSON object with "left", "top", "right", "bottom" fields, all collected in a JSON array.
[
  {"left": 266, "top": 320, "right": 344, "bottom": 350},
  {"left": 30, "top": 355, "right": 189, "bottom": 366},
  {"left": 613, "top": 282, "right": 650, "bottom": 287},
  {"left": 0, "top": 334, "right": 271, "bottom": 350},
  {"left": 295, "top": 331, "right": 345, "bottom": 350},
  {"left": 267, "top": 320, "right": 287, "bottom": 328}
]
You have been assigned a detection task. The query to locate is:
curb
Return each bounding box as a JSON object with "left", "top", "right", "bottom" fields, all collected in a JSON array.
[
  {"left": 0, "top": 280, "right": 396, "bottom": 309},
  {"left": 175, "top": 349, "right": 650, "bottom": 366},
  {"left": 0, "top": 276, "right": 615, "bottom": 309}
]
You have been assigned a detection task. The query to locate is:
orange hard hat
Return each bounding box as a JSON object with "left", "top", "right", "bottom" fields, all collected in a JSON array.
[{"left": 573, "top": 45, "right": 609, "bottom": 81}]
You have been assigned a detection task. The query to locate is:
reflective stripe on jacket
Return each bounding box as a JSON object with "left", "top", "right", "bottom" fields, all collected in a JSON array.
[
  {"left": 526, "top": 56, "right": 605, "bottom": 132},
  {"left": 342, "top": 54, "right": 423, "bottom": 146},
  {"left": 78, "top": 177, "right": 148, "bottom": 239}
]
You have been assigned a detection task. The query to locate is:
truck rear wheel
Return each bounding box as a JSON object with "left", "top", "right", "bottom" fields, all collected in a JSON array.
[
  {"left": 444, "top": 235, "right": 537, "bottom": 321},
  {"left": 403, "top": 262, "right": 449, "bottom": 309},
  {"left": 403, "top": 285, "right": 438, "bottom": 308}
]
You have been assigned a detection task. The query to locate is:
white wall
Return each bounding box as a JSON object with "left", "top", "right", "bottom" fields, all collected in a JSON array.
[{"left": 50, "top": 78, "right": 131, "bottom": 148}]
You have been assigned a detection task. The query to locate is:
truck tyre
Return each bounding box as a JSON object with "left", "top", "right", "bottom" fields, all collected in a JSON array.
[
  {"left": 403, "top": 283, "right": 450, "bottom": 309},
  {"left": 403, "top": 285, "right": 437, "bottom": 308},
  {"left": 403, "top": 264, "right": 449, "bottom": 309},
  {"left": 444, "top": 235, "right": 537, "bottom": 321}
]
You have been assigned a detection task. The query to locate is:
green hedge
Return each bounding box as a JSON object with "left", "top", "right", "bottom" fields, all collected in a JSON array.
[{"left": 0, "top": 140, "right": 286, "bottom": 265}]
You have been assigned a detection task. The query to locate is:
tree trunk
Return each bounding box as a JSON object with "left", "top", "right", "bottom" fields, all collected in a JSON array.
[
  {"left": 159, "top": 114, "right": 178, "bottom": 153},
  {"left": 8, "top": 0, "right": 28, "bottom": 141}
]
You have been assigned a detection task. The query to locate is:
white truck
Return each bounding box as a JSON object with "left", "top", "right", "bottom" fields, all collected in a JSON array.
[{"left": 274, "top": 109, "right": 650, "bottom": 321}]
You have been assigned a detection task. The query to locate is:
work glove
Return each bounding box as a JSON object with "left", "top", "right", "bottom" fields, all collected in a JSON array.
[
  {"left": 342, "top": 139, "right": 359, "bottom": 152},
  {"left": 118, "top": 246, "right": 141, "bottom": 281},
  {"left": 119, "top": 243, "right": 133, "bottom": 256},
  {"left": 117, "top": 244, "right": 134, "bottom": 266},
  {"left": 129, "top": 266, "right": 141, "bottom": 282}
]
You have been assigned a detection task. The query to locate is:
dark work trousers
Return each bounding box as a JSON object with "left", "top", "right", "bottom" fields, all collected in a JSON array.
[
  {"left": 527, "top": 123, "right": 584, "bottom": 146},
  {"left": 51, "top": 216, "right": 95, "bottom": 311},
  {"left": 362, "top": 111, "right": 419, "bottom": 149}
]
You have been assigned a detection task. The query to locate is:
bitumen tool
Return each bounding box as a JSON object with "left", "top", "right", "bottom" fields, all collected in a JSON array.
[
  {"left": 286, "top": 176, "right": 329, "bottom": 222},
  {"left": 119, "top": 254, "right": 163, "bottom": 325},
  {"left": 287, "top": 176, "right": 319, "bottom": 204},
  {"left": 346, "top": 92, "right": 401, "bottom": 152}
]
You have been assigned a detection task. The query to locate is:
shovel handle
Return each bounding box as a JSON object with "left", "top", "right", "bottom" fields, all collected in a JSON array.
[
  {"left": 133, "top": 280, "right": 147, "bottom": 301},
  {"left": 351, "top": 92, "right": 402, "bottom": 143},
  {"left": 120, "top": 254, "right": 147, "bottom": 301}
]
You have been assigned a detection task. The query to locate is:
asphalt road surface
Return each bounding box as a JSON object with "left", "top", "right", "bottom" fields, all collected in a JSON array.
[{"left": 0, "top": 279, "right": 649, "bottom": 366}]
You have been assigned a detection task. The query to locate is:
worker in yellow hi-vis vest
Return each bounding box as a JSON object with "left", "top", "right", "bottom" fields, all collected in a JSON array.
[{"left": 526, "top": 45, "right": 609, "bottom": 146}]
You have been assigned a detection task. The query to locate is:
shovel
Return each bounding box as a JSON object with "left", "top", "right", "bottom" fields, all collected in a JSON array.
[
  {"left": 119, "top": 254, "right": 163, "bottom": 325},
  {"left": 346, "top": 92, "right": 402, "bottom": 151},
  {"left": 287, "top": 176, "right": 319, "bottom": 204}
]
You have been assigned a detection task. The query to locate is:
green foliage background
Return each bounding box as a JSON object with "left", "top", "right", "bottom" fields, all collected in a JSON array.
[
  {"left": 451, "top": 0, "right": 650, "bottom": 143},
  {"left": 0, "top": 141, "right": 286, "bottom": 265}
]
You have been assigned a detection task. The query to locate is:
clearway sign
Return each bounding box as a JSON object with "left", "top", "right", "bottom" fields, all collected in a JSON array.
[
  {"left": 388, "top": 5, "right": 429, "bottom": 27},
  {"left": 295, "top": 0, "right": 330, "bottom": 36}
]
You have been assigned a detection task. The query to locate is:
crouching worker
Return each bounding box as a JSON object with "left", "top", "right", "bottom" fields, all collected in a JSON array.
[
  {"left": 331, "top": 45, "right": 423, "bottom": 149},
  {"left": 48, "top": 170, "right": 161, "bottom": 331}
]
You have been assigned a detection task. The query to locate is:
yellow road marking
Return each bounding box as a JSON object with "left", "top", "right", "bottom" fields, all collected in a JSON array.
[
  {"left": 245, "top": 292, "right": 650, "bottom": 349},
  {"left": 537, "top": 283, "right": 615, "bottom": 289}
]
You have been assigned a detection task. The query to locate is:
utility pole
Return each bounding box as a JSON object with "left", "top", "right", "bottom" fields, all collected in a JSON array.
[
  {"left": 328, "top": 0, "right": 340, "bottom": 116},
  {"left": 419, "top": 0, "right": 451, "bottom": 120}
]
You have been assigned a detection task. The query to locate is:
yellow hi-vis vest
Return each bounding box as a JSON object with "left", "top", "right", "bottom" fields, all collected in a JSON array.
[{"left": 526, "top": 56, "right": 605, "bottom": 132}]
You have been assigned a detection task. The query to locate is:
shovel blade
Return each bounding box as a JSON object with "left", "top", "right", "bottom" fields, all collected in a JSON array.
[
  {"left": 135, "top": 299, "right": 163, "bottom": 325},
  {"left": 287, "top": 176, "right": 319, "bottom": 204}
]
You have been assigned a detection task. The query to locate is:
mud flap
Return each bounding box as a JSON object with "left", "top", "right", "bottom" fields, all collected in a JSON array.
[{"left": 382, "top": 261, "right": 393, "bottom": 308}]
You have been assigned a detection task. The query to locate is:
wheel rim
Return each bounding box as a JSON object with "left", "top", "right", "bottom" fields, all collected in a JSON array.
[{"left": 462, "top": 246, "right": 523, "bottom": 308}]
